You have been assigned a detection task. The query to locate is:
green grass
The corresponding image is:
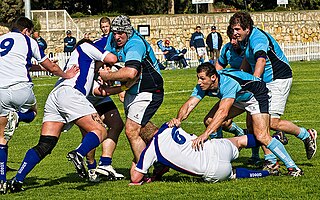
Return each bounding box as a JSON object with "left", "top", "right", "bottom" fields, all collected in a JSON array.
[{"left": 5, "top": 61, "right": 320, "bottom": 199}]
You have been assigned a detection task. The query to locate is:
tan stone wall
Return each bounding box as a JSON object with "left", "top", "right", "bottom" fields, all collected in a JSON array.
[{"left": 2, "top": 10, "right": 320, "bottom": 54}]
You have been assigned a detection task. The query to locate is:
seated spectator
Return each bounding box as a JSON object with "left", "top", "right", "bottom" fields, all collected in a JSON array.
[{"left": 157, "top": 39, "right": 189, "bottom": 69}]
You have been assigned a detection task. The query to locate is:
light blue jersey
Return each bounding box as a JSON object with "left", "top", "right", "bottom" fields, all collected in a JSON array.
[
  {"left": 218, "top": 43, "right": 244, "bottom": 69},
  {"left": 243, "top": 27, "right": 292, "bottom": 83},
  {"left": 191, "top": 69, "right": 265, "bottom": 103},
  {"left": 105, "top": 30, "right": 163, "bottom": 95}
]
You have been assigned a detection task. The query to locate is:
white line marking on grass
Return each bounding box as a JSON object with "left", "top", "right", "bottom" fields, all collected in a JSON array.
[{"left": 164, "top": 90, "right": 192, "bottom": 95}]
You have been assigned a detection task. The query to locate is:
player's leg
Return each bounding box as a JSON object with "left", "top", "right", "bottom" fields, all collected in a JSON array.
[
  {"left": 95, "top": 104, "right": 124, "bottom": 180},
  {"left": 9, "top": 121, "right": 63, "bottom": 193},
  {"left": 268, "top": 78, "right": 317, "bottom": 159},
  {"left": 251, "top": 113, "right": 303, "bottom": 176},
  {"left": 0, "top": 115, "right": 9, "bottom": 194}
]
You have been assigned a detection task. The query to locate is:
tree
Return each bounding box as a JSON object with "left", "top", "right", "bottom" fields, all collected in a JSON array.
[{"left": 0, "top": 0, "right": 24, "bottom": 26}]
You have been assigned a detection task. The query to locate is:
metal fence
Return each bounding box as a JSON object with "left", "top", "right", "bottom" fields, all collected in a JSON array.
[
  {"left": 30, "top": 41, "right": 320, "bottom": 77},
  {"left": 31, "top": 10, "right": 83, "bottom": 41}
]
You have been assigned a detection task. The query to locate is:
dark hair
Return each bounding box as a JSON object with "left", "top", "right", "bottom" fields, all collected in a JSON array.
[
  {"left": 75, "top": 38, "right": 93, "bottom": 48},
  {"left": 196, "top": 62, "right": 217, "bottom": 77},
  {"left": 229, "top": 11, "right": 254, "bottom": 31},
  {"left": 227, "top": 25, "right": 234, "bottom": 40},
  {"left": 11, "top": 16, "right": 34, "bottom": 32},
  {"left": 196, "top": 25, "right": 201, "bottom": 29},
  {"left": 99, "top": 17, "right": 111, "bottom": 27}
]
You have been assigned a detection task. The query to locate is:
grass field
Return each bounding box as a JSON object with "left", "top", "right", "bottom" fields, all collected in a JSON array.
[{"left": 4, "top": 61, "right": 320, "bottom": 199}]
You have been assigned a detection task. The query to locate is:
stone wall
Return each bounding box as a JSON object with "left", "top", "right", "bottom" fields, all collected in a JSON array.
[{"left": 2, "top": 10, "right": 320, "bottom": 54}]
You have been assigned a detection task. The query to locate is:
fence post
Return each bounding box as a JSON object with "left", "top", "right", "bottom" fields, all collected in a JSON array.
[{"left": 307, "top": 42, "right": 310, "bottom": 61}]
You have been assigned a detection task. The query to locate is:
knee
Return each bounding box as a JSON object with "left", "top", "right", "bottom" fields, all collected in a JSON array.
[
  {"left": 254, "top": 133, "right": 271, "bottom": 146},
  {"left": 33, "top": 135, "right": 58, "bottom": 160},
  {"left": 125, "top": 125, "right": 140, "bottom": 141},
  {"left": 270, "top": 118, "right": 280, "bottom": 130}
]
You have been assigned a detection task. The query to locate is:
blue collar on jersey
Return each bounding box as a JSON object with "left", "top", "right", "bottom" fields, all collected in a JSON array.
[{"left": 11, "top": 28, "right": 21, "bottom": 33}]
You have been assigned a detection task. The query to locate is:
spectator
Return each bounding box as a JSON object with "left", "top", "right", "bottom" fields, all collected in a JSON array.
[
  {"left": 33, "top": 31, "right": 47, "bottom": 50},
  {"left": 63, "top": 30, "right": 76, "bottom": 53},
  {"left": 206, "top": 26, "right": 223, "bottom": 64},
  {"left": 190, "top": 26, "right": 206, "bottom": 64},
  {"left": 157, "top": 39, "right": 189, "bottom": 69}
]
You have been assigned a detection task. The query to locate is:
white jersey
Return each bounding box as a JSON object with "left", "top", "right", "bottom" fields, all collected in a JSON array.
[
  {"left": 0, "top": 31, "right": 47, "bottom": 88},
  {"left": 136, "top": 124, "right": 213, "bottom": 177},
  {"left": 55, "top": 42, "right": 109, "bottom": 96}
]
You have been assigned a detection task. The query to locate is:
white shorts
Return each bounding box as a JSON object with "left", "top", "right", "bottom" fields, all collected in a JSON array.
[
  {"left": 203, "top": 139, "right": 239, "bottom": 182},
  {"left": 43, "top": 85, "right": 96, "bottom": 124},
  {"left": 266, "top": 78, "right": 292, "bottom": 117},
  {"left": 196, "top": 47, "right": 207, "bottom": 57},
  {"left": 124, "top": 92, "right": 163, "bottom": 126},
  {"left": 233, "top": 96, "right": 269, "bottom": 115},
  {"left": 0, "top": 82, "right": 36, "bottom": 116}
]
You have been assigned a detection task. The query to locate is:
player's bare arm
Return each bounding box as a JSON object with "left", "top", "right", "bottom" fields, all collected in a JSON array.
[
  {"left": 192, "top": 98, "right": 234, "bottom": 151},
  {"left": 253, "top": 57, "right": 266, "bottom": 78},
  {"left": 168, "top": 97, "right": 200, "bottom": 127},
  {"left": 99, "top": 66, "right": 138, "bottom": 82},
  {"left": 41, "top": 58, "right": 79, "bottom": 79}
]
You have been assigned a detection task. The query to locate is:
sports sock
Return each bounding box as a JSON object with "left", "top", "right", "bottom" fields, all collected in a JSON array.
[
  {"left": 228, "top": 121, "right": 244, "bottom": 136},
  {"left": 18, "top": 110, "right": 35, "bottom": 123},
  {"left": 209, "top": 127, "right": 223, "bottom": 139},
  {"left": 0, "top": 144, "right": 8, "bottom": 181},
  {"left": 267, "top": 138, "right": 297, "bottom": 169},
  {"left": 99, "top": 156, "right": 112, "bottom": 166},
  {"left": 246, "top": 134, "right": 259, "bottom": 148},
  {"left": 235, "top": 168, "right": 270, "bottom": 179},
  {"left": 15, "top": 148, "right": 41, "bottom": 182},
  {"left": 296, "top": 127, "right": 310, "bottom": 140},
  {"left": 251, "top": 146, "right": 260, "bottom": 159},
  {"left": 264, "top": 153, "right": 277, "bottom": 164},
  {"left": 87, "top": 159, "right": 97, "bottom": 170},
  {"left": 76, "top": 132, "right": 100, "bottom": 157}
]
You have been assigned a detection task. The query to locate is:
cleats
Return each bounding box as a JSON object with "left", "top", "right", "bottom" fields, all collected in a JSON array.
[
  {"left": 0, "top": 180, "right": 7, "bottom": 194},
  {"left": 262, "top": 161, "right": 280, "bottom": 176},
  {"left": 272, "top": 130, "right": 289, "bottom": 145},
  {"left": 88, "top": 169, "right": 101, "bottom": 183},
  {"left": 95, "top": 165, "right": 124, "bottom": 180},
  {"left": 66, "top": 150, "right": 87, "bottom": 178},
  {"left": 8, "top": 178, "right": 24, "bottom": 193},
  {"left": 247, "top": 157, "right": 262, "bottom": 167},
  {"left": 4, "top": 111, "right": 19, "bottom": 141},
  {"left": 287, "top": 168, "right": 304, "bottom": 177},
  {"left": 304, "top": 129, "right": 317, "bottom": 160}
]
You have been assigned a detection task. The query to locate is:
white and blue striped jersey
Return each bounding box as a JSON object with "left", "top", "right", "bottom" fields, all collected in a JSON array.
[
  {"left": 55, "top": 42, "right": 109, "bottom": 96},
  {"left": 0, "top": 30, "right": 46, "bottom": 88},
  {"left": 136, "top": 123, "right": 211, "bottom": 177}
]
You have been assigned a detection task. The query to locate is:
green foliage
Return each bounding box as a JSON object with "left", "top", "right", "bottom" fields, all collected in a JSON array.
[
  {"left": 3, "top": 61, "right": 320, "bottom": 199},
  {"left": 70, "top": 12, "right": 89, "bottom": 18},
  {"left": 0, "top": 0, "right": 24, "bottom": 25},
  {"left": 32, "top": 16, "right": 41, "bottom": 32}
]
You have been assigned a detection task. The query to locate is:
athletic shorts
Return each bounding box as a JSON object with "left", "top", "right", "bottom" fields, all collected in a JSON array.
[
  {"left": 203, "top": 139, "right": 239, "bottom": 182},
  {"left": 266, "top": 78, "right": 292, "bottom": 117},
  {"left": 233, "top": 95, "right": 269, "bottom": 115},
  {"left": 43, "top": 85, "right": 96, "bottom": 124},
  {"left": 196, "top": 47, "right": 207, "bottom": 57},
  {"left": 87, "top": 95, "right": 117, "bottom": 115},
  {"left": 0, "top": 82, "right": 36, "bottom": 116},
  {"left": 124, "top": 92, "right": 163, "bottom": 126}
]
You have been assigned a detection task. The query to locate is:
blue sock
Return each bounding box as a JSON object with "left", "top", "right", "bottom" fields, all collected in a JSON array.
[
  {"left": 99, "top": 156, "right": 112, "bottom": 166},
  {"left": 228, "top": 122, "right": 244, "bottom": 136},
  {"left": 18, "top": 110, "right": 35, "bottom": 123},
  {"left": 209, "top": 127, "right": 223, "bottom": 139},
  {"left": 87, "top": 159, "right": 97, "bottom": 170},
  {"left": 235, "top": 168, "right": 270, "bottom": 179},
  {"left": 246, "top": 134, "right": 259, "bottom": 148},
  {"left": 267, "top": 138, "right": 297, "bottom": 169},
  {"left": 264, "top": 153, "right": 277, "bottom": 164},
  {"left": 15, "top": 148, "right": 41, "bottom": 182},
  {"left": 0, "top": 144, "right": 8, "bottom": 181},
  {"left": 297, "top": 127, "right": 310, "bottom": 140},
  {"left": 76, "top": 132, "right": 100, "bottom": 157}
]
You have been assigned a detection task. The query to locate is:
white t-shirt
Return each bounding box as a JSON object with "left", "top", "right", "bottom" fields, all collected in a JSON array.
[{"left": 0, "top": 31, "right": 47, "bottom": 88}]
